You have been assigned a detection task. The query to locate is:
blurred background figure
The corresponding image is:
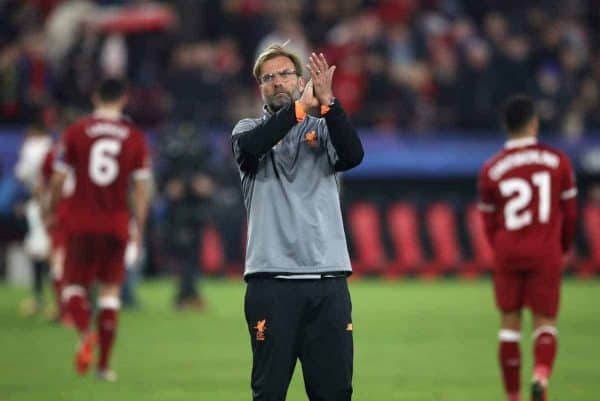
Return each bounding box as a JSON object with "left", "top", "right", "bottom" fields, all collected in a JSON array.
[
  {"left": 156, "top": 117, "right": 216, "bottom": 309},
  {"left": 162, "top": 173, "right": 214, "bottom": 310},
  {"left": 14, "top": 118, "right": 52, "bottom": 194},
  {"left": 14, "top": 117, "right": 52, "bottom": 317}
]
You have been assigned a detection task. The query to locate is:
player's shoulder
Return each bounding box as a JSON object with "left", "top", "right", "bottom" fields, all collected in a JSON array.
[
  {"left": 123, "top": 121, "right": 146, "bottom": 140},
  {"left": 62, "top": 117, "right": 94, "bottom": 143},
  {"left": 96, "top": 114, "right": 144, "bottom": 137},
  {"left": 66, "top": 116, "right": 94, "bottom": 132},
  {"left": 232, "top": 117, "right": 262, "bottom": 136},
  {"left": 113, "top": 118, "right": 147, "bottom": 149},
  {"left": 533, "top": 142, "right": 574, "bottom": 171},
  {"left": 480, "top": 148, "right": 506, "bottom": 175},
  {"left": 534, "top": 142, "right": 569, "bottom": 159},
  {"left": 103, "top": 114, "right": 139, "bottom": 132}
]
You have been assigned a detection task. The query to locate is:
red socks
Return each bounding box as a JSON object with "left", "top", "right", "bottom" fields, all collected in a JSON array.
[
  {"left": 533, "top": 326, "right": 558, "bottom": 385},
  {"left": 97, "top": 297, "right": 120, "bottom": 371},
  {"left": 63, "top": 288, "right": 121, "bottom": 372},
  {"left": 499, "top": 329, "right": 521, "bottom": 401},
  {"left": 63, "top": 286, "right": 90, "bottom": 333},
  {"left": 498, "top": 326, "right": 558, "bottom": 400}
]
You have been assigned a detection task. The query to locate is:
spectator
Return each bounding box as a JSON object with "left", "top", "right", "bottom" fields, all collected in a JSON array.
[
  {"left": 457, "top": 38, "right": 497, "bottom": 129},
  {"left": 3, "top": 0, "right": 600, "bottom": 134},
  {"left": 533, "top": 64, "right": 569, "bottom": 131},
  {"left": 14, "top": 119, "right": 52, "bottom": 317},
  {"left": 162, "top": 173, "right": 214, "bottom": 310}
]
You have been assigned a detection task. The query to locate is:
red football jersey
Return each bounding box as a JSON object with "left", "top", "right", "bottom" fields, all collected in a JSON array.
[
  {"left": 478, "top": 137, "right": 577, "bottom": 269},
  {"left": 54, "top": 114, "right": 150, "bottom": 239}
]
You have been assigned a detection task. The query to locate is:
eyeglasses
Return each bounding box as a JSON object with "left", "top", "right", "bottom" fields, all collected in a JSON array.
[{"left": 259, "top": 69, "right": 299, "bottom": 84}]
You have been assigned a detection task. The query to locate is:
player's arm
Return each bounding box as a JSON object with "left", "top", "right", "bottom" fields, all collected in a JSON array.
[
  {"left": 131, "top": 175, "right": 151, "bottom": 241},
  {"left": 44, "top": 133, "right": 73, "bottom": 224},
  {"left": 561, "top": 197, "right": 577, "bottom": 253},
  {"left": 45, "top": 169, "right": 67, "bottom": 225},
  {"left": 560, "top": 156, "right": 578, "bottom": 253},
  {"left": 130, "top": 135, "right": 152, "bottom": 243},
  {"left": 477, "top": 168, "right": 498, "bottom": 246},
  {"left": 36, "top": 151, "right": 54, "bottom": 205},
  {"left": 130, "top": 132, "right": 152, "bottom": 242},
  {"left": 32, "top": 174, "right": 47, "bottom": 203}
]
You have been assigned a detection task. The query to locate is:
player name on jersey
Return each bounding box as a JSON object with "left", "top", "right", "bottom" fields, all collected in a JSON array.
[
  {"left": 86, "top": 122, "right": 130, "bottom": 139},
  {"left": 489, "top": 149, "right": 560, "bottom": 181}
]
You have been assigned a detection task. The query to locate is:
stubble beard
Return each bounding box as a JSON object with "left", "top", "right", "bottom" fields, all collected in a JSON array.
[{"left": 266, "top": 88, "right": 300, "bottom": 112}]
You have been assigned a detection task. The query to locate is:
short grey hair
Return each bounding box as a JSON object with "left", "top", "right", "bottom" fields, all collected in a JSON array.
[{"left": 253, "top": 43, "right": 303, "bottom": 82}]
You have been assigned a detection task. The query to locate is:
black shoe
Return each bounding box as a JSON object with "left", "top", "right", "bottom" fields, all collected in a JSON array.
[{"left": 531, "top": 380, "right": 546, "bottom": 401}]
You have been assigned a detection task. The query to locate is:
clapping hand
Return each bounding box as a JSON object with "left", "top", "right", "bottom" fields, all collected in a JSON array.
[
  {"left": 306, "top": 52, "right": 336, "bottom": 106},
  {"left": 299, "top": 79, "right": 319, "bottom": 112}
]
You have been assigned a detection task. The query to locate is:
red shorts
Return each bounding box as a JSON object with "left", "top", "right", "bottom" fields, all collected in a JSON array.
[
  {"left": 64, "top": 234, "right": 127, "bottom": 286},
  {"left": 493, "top": 263, "right": 561, "bottom": 318}
]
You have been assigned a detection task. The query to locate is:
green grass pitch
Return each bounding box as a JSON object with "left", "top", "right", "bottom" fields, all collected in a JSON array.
[{"left": 0, "top": 279, "right": 598, "bottom": 401}]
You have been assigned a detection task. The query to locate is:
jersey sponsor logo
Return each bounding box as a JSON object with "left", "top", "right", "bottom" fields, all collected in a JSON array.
[
  {"left": 254, "top": 319, "right": 267, "bottom": 341},
  {"left": 304, "top": 130, "right": 318, "bottom": 148},
  {"left": 489, "top": 149, "right": 559, "bottom": 181}
]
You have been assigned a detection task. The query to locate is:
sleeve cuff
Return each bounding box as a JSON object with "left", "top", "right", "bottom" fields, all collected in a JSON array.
[
  {"left": 561, "top": 187, "right": 577, "bottom": 200},
  {"left": 294, "top": 101, "right": 306, "bottom": 122},
  {"left": 53, "top": 160, "right": 73, "bottom": 175},
  {"left": 132, "top": 168, "right": 152, "bottom": 180}
]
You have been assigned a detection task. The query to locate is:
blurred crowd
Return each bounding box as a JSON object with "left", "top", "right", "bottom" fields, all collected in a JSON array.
[
  {"left": 2, "top": 0, "right": 600, "bottom": 303},
  {"left": 2, "top": 0, "right": 600, "bottom": 138}
]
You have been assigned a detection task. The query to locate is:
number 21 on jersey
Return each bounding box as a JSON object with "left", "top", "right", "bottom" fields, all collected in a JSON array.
[
  {"left": 499, "top": 171, "right": 550, "bottom": 230},
  {"left": 89, "top": 138, "right": 122, "bottom": 186}
]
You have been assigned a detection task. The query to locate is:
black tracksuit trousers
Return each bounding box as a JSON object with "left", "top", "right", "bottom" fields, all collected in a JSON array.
[{"left": 244, "top": 276, "right": 353, "bottom": 401}]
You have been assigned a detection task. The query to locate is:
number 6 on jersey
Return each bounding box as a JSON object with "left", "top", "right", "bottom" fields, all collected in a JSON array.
[{"left": 89, "top": 139, "right": 122, "bottom": 186}]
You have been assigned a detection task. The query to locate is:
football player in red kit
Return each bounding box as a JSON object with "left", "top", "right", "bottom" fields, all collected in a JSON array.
[
  {"left": 47, "top": 79, "right": 151, "bottom": 381},
  {"left": 478, "top": 96, "right": 577, "bottom": 401}
]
